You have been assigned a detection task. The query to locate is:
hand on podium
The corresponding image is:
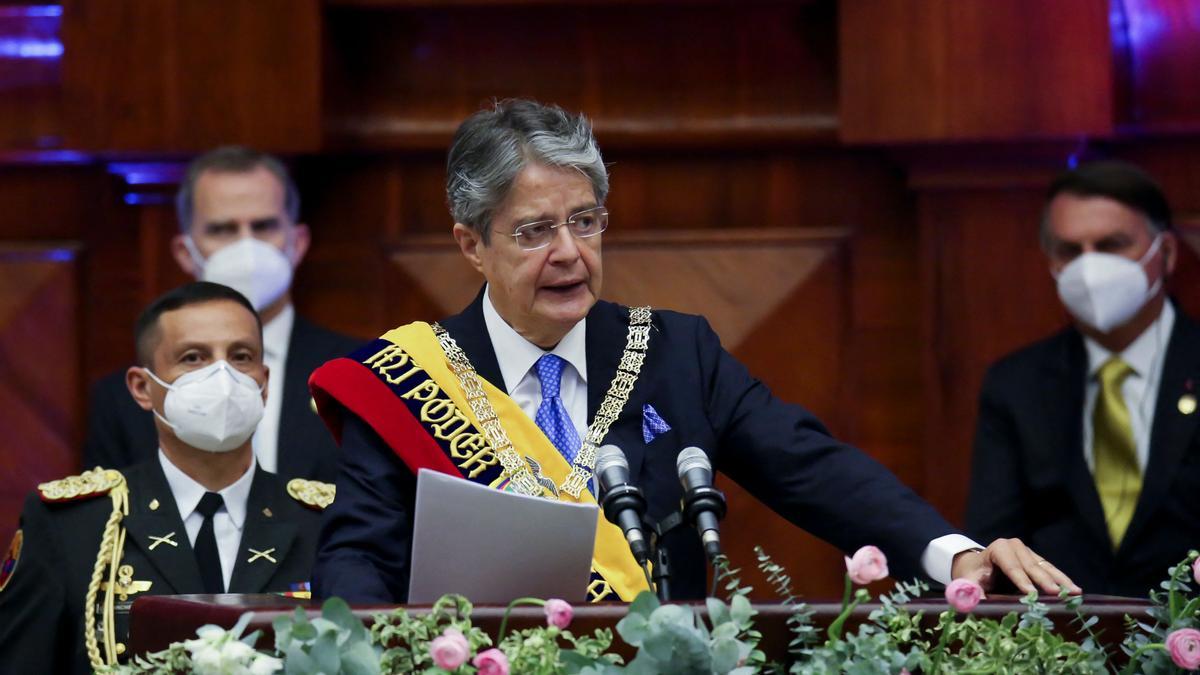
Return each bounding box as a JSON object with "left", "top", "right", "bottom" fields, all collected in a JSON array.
[{"left": 951, "top": 538, "right": 1082, "bottom": 597}]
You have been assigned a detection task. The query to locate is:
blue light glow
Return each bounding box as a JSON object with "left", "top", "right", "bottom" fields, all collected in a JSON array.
[
  {"left": 0, "top": 5, "right": 62, "bottom": 18},
  {"left": 0, "top": 38, "right": 63, "bottom": 59}
]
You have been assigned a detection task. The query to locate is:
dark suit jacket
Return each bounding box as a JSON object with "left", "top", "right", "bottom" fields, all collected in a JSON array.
[
  {"left": 966, "top": 310, "right": 1200, "bottom": 597},
  {"left": 313, "top": 293, "right": 956, "bottom": 602},
  {"left": 0, "top": 460, "right": 324, "bottom": 675},
  {"left": 82, "top": 315, "right": 358, "bottom": 483}
]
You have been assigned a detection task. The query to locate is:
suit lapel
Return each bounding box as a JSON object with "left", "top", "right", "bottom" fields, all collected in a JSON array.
[
  {"left": 1123, "top": 312, "right": 1200, "bottom": 548},
  {"left": 585, "top": 301, "right": 646, "bottom": 482},
  {"left": 228, "top": 470, "right": 298, "bottom": 593},
  {"left": 121, "top": 462, "right": 206, "bottom": 594},
  {"left": 277, "top": 318, "right": 318, "bottom": 479},
  {"left": 1044, "top": 331, "right": 1112, "bottom": 548}
]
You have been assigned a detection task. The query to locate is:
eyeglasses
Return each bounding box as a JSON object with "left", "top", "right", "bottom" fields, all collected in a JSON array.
[{"left": 508, "top": 206, "right": 609, "bottom": 251}]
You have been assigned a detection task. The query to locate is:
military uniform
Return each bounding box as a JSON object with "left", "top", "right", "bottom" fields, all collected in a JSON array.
[{"left": 0, "top": 460, "right": 333, "bottom": 675}]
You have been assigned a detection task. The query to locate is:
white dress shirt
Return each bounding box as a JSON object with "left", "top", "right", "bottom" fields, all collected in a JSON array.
[
  {"left": 1081, "top": 300, "right": 1174, "bottom": 474},
  {"left": 482, "top": 287, "right": 588, "bottom": 435},
  {"left": 480, "top": 285, "right": 975, "bottom": 584},
  {"left": 252, "top": 304, "right": 293, "bottom": 473},
  {"left": 158, "top": 450, "right": 256, "bottom": 591}
]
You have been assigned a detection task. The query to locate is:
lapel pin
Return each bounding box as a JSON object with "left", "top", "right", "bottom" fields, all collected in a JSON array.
[
  {"left": 262, "top": 507, "right": 273, "bottom": 518},
  {"left": 247, "top": 547, "right": 278, "bottom": 564},
  {"left": 148, "top": 499, "right": 159, "bottom": 511},
  {"left": 148, "top": 531, "right": 179, "bottom": 551},
  {"left": 1179, "top": 394, "right": 1197, "bottom": 416}
]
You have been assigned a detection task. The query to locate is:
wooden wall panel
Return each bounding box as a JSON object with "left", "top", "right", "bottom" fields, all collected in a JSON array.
[
  {"left": 60, "top": 0, "right": 322, "bottom": 152},
  {"left": 0, "top": 4, "right": 64, "bottom": 151},
  {"left": 840, "top": 0, "right": 1114, "bottom": 142},
  {"left": 324, "top": 1, "right": 838, "bottom": 149},
  {"left": 0, "top": 245, "right": 80, "bottom": 551}
]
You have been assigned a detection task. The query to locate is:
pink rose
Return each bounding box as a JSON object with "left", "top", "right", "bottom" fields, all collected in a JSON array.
[
  {"left": 429, "top": 627, "right": 470, "bottom": 670},
  {"left": 1167, "top": 628, "right": 1200, "bottom": 671},
  {"left": 543, "top": 598, "right": 573, "bottom": 629},
  {"left": 844, "top": 545, "right": 889, "bottom": 585},
  {"left": 944, "top": 578, "right": 984, "bottom": 613},
  {"left": 1192, "top": 557, "right": 1200, "bottom": 586},
  {"left": 473, "top": 648, "right": 510, "bottom": 675}
]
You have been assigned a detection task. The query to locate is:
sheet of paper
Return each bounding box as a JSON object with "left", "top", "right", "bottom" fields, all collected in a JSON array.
[{"left": 407, "top": 469, "right": 599, "bottom": 604}]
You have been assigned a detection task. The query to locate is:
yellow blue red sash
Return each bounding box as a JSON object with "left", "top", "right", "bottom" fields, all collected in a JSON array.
[{"left": 310, "top": 322, "right": 646, "bottom": 602}]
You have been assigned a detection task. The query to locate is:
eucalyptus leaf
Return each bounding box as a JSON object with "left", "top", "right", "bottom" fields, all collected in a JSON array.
[
  {"left": 629, "top": 591, "right": 660, "bottom": 618},
  {"left": 616, "top": 612, "right": 650, "bottom": 646},
  {"left": 710, "top": 635, "right": 740, "bottom": 673}
]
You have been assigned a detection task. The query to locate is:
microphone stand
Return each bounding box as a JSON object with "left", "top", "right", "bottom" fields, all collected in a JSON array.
[{"left": 646, "top": 512, "right": 685, "bottom": 603}]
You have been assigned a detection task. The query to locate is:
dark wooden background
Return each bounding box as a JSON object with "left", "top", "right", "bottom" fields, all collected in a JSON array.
[{"left": 2, "top": 0, "right": 1199, "bottom": 598}]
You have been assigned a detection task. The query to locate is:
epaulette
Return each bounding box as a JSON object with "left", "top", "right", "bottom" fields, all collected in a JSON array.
[
  {"left": 286, "top": 478, "right": 335, "bottom": 511},
  {"left": 38, "top": 467, "right": 125, "bottom": 503}
]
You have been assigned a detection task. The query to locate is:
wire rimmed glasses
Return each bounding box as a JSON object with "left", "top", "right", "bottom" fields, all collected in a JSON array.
[{"left": 508, "top": 206, "right": 608, "bottom": 251}]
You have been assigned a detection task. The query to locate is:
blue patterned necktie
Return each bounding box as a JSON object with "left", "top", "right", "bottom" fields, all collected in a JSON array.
[{"left": 533, "top": 354, "right": 582, "bottom": 465}]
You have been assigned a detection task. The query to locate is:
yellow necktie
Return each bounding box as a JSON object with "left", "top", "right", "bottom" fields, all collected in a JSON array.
[{"left": 1093, "top": 356, "right": 1141, "bottom": 549}]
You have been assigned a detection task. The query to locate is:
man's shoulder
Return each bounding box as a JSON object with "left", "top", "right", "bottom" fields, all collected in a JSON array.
[
  {"left": 255, "top": 470, "right": 336, "bottom": 519},
  {"left": 290, "top": 315, "right": 361, "bottom": 358},
  {"left": 20, "top": 467, "right": 128, "bottom": 529},
  {"left": 983, "top": 326, "right": 1080, "bottom": 386}
]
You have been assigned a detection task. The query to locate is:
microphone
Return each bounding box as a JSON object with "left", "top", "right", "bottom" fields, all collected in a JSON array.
[
  {"left": 676, "top": 447, "right": 727, "bottom": 561},
  {"left": 595, "top": 444, "right": 650, "bottom": 565}
]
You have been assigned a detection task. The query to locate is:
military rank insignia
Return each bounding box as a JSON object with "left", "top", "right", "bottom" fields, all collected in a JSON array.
[
  {"left": 286, "top": 479, "right": 335, "bottom": 510},
  {"left": 0, "top": 529, "right": 21, "bottom": 593}
]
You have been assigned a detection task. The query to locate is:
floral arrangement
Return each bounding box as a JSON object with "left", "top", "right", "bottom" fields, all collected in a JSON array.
[{"left": 102, "top": 549, "right": 1200, "bottom": 674}]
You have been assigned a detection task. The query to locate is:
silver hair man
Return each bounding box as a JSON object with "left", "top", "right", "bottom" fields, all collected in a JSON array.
[{"left": 445, "top": 99, "right": 609, "bottom": 243}]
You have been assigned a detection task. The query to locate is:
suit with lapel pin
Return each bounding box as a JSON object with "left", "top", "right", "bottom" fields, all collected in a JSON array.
[
  {"left": 966, "top": 309, "right": 1200, "bottom": 597},
  {"left": 314, "top": 291, "right": 956, "bottom": 602},
  {"left": 0, "top": 458, "right": 327, "bottom": 675}
]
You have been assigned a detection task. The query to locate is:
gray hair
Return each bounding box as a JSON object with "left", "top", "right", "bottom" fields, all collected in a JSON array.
[
  {"left": 446, "top": 99, "right": 608, "bottom": 243},
  {"left": 175, "top": 145, "right": 301, "bottom": 233}
]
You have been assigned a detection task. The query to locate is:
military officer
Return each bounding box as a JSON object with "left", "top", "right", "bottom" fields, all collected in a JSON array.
[{"left": 0, "top": 282, "right": 334, "bottom": 674}]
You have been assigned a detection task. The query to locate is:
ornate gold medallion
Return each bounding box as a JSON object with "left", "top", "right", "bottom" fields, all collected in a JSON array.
[{"left": 431, "top": 305, "right": 653, "bottom": 499}]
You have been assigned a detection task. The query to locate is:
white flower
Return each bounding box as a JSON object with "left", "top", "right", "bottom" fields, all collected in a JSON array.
[
  {"left": 248, "top": 654, "right": 284, "bottom": 675},
  {"left": 220, "top": 640, "right": 255, "bottom": 663},
  {"left": 191, "top": 644, "right": 223, "bottom": 672},
  {"left": 195, "top": 624, "right": 227, "bottom": 641}
]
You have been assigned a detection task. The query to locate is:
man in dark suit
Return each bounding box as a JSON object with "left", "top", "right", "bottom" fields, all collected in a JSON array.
[
  {"left": 83, "top": 146, "right": 357, "bottom": 483},
  {"left": 0, "top": 282, "right": 332, "bottom": 674},
  {"left": 967, "top": 160, "right": 1197, "bottom": 598},
  {"left": 311, "top": 99, "right": 1075, "bottom": 604}
]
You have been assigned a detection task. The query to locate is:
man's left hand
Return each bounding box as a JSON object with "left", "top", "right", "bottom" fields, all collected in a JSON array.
[{"left": 951, "top": 538, "right": 1082, "bottom": 596}]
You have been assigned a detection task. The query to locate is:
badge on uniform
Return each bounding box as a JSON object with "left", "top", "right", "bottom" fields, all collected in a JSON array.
[{"left": 0, "top": 529, "right": 22, "bottom": 593}]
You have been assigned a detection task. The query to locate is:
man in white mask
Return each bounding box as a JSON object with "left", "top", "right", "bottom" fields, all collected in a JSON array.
[
  {"left": 967, "top": 160, "right": 1199, "bottom": 597},
  {"left": 0, "top": 282, "right": 333, "bottom": 674},
  {"left": 82, "top": 146, "right": 357, "bottom": 483}
]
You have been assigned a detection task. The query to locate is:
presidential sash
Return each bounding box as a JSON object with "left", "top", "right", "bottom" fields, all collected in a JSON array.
[{"left": 310, "top": 321, "right": 648, "bottom": 602}]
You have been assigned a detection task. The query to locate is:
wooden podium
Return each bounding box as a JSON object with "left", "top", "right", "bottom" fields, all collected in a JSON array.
[{"left": 129, "top": 594, "right": 1149, "bottom": 663}]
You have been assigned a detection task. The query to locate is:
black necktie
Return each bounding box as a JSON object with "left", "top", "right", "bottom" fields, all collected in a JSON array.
[{"left": 194, "top": 492, "right": 226, "bottom": 593}]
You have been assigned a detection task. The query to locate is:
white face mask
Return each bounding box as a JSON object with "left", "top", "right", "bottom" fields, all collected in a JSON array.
[
  {"left": 1054, "top": 235, "right": 1164, "bottom": 333},
  {"left": 145, "top": 361, "right": 265, "bottom": 453},
  {"left": 186, "top": 236, "right": 294, "bottom": 311}
]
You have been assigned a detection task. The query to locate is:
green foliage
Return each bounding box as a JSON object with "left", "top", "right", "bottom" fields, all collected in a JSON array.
[
  {"left": 273, "top": 597, "right": 380, "bottom": 675},
  {"left": 1120, "top": 549, "right": 1200, "bottom": 675},
  {"left": 97, "top": 642, "right": 192, "bottom": 674},
  {"left": 369, "top": 594, "right": 491, "bottom": 674},
  {"left": 605, "top": 590, "right": 757, "bottom": 675}
]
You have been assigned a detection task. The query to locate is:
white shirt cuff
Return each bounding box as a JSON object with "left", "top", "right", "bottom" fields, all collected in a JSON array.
[{"left": 921, "top": 533, "right": 984, "bottom": 585}]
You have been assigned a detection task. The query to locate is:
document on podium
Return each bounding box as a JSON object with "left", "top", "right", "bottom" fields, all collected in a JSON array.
[{"left": 407, "top": 469, "right": 599, "bottom": 604}]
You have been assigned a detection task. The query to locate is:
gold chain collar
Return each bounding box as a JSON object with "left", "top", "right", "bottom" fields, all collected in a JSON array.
[{"left": 432, "top": 306, "right": 652, "bottom": 499}]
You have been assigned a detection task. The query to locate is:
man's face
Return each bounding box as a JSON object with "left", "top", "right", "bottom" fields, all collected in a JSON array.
[
  {"left": 172, "top": 166, "right": 310, "bottom": 275},
  {"left": 128, "top": 299, "right": 268, "bottom": 432},
  {"left": 1044, "top": 192, "right": 1176, "bottom": 283},
  {"left": 453, "top": 163, "right": 603, "bottom": 348}
]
